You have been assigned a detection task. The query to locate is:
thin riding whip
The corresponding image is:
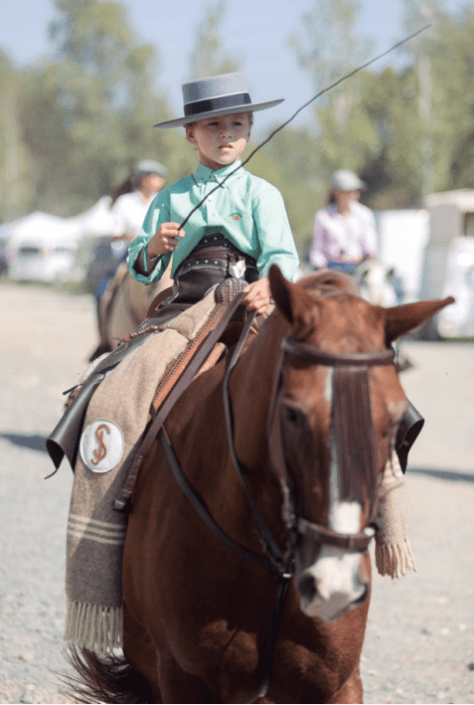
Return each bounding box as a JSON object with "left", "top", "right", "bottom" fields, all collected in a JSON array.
[{"left": 178, "top": 24, "right": 431, "bottom": 229}]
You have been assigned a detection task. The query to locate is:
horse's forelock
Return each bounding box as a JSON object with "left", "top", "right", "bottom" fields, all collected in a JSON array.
[{"left": 297, "top": 269, "right": 361, "bottom": 298}]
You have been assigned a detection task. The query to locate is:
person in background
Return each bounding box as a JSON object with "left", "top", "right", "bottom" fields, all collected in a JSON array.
[
  {"left": 310, "top": 169, "right": 377, "bottom": 274},
  {"left": 94, "top": 160, "right": 168, "bottom": 300}
]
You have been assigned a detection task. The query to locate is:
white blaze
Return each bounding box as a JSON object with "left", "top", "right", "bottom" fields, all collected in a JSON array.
[{"left": 299, "top": 368, "right": 368, "bottom": 621}]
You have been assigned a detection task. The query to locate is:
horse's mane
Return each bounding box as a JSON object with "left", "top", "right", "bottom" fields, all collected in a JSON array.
[{"left": 296, "top": 268, "right": 361, "bottom": 298}]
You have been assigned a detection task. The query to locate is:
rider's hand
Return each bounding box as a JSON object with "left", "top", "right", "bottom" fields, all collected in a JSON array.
[
  {"left": 241, "top": 277, "right": 271, "bottom": 315},
  {"left": 147, "top": 223, "right": 185, "bottom": 258},
  {"left": 111, "top": 232, "right": 135, "bottom": 242}
]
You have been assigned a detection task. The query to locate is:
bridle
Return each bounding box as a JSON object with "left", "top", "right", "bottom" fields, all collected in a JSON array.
[
  {"left": 159, "top": 294, "right": 395, "bottom": 699},
  {"left": 271, "top": 336, "right": 395, "bottom": 554}
]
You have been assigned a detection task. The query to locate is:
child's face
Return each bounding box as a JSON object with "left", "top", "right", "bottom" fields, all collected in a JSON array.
[{"left": 185, "top": 113, "right": 252, "bottom": 171}]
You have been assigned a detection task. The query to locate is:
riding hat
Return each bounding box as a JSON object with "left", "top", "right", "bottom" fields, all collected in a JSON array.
[
  {"left": 332, "top": 169, "right": 367, "bottom": 191},
  {"left": 154, "top": 72, "right": 284, "bottom": 129},
  {"left": 133, "top": 159, "right": 168, "bottom": 177}
]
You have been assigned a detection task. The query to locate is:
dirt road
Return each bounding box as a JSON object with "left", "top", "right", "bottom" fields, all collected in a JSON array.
[{"left": 0, "top": 282, "right": 472, "bottom": 704}]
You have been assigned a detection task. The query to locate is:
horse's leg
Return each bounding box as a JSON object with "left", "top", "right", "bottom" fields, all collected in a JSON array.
[
  {"left": 157, "top": 649, "right": 217, "bottom": 704},
  {"left": 329, "top": 665, "right": 363, "bottom": 704},
  {"left": 123, "top": 601, "right": 164, "bottom": 703}
]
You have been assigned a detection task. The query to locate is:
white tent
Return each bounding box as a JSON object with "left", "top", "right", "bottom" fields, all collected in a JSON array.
[
  {"left": 6, "top": 211, "right": 84, "bottom": 245},
  {"left": 3, "top": 197, "right": 119, "bottom": 283},
  {"left": 5, "top": 211, "right": 86, "bottom": 282},
  {"left": 68, "top": 196, "right": 116, "bottom": 238}
]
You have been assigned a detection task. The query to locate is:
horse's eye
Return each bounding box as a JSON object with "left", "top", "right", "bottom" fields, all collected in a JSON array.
[{"left": 283, "top": 405, "right": 306, "bottom": 428}]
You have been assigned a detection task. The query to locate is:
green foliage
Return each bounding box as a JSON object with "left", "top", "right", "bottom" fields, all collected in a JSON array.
[
  {"left": 188, "top": 0, "right": 239, "bottom": 78},
  {"left": 0, "top": 52, "right": 34, "bottom": 221},
  {"left": 290, "top": 0, "right": 474, "bottom": 208},
  {"left": 16, "top": 0, "right": 178, "bottom": 216},
  {"left": 288, "top": 0, "right": 380, "bottom": 194}
]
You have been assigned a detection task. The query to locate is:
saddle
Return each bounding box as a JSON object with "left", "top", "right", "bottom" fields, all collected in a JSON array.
[
  {"left": 47, "top": 237, "right": 259, "bottom": 479},
  {"left": 47, "top": 235, "right": 423, "bottom": 481}
]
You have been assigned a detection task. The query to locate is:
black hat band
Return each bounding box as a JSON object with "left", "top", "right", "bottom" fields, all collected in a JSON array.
[{"left": 184, "top": 92, "right": 252, "bottom": 117}]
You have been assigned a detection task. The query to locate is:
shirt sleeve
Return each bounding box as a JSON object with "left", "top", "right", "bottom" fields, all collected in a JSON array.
[
  {"left": 310, "top": 211, "right": 328, "bottom": 268},
  {"left": 361, "top": 207, "right": 378, "bottom": 257},
  {"left": 127, "top": 193, "right": 172, "bottom": 284},
  {"left": 253, "top": 187, "right": 299, "bottom": 281},
  {"left": 110, "top": 196, "right": 128, "bottom": 237}
]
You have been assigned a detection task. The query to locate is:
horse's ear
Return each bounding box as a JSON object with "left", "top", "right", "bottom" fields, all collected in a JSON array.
[
  {"left": 384, "top": 296, "right": 455, "bottom": 344},
  {"left": 269, "top": 265, "right": 317, "bottom": 337}
]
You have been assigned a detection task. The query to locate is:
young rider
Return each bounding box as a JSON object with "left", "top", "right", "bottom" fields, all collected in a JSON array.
[{"left": 127, "top": 72, "right": 299, "bottom": 314}]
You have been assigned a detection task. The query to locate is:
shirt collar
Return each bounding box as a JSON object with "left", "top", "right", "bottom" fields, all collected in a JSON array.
[{"left": 192, "top": 160, "right": 243, "bottom": 186}]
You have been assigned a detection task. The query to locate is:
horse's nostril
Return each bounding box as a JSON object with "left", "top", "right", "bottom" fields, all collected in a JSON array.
[
  {"left": 355, "top": 583, "right": 370, "bottom": 606},
  {"left": 298, "top": 574, "right": 317, "bottom": 601}
]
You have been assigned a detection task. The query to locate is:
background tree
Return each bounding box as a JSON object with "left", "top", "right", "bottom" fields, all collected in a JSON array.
[
  {"left": 19, "top": 0, "right": 178, "bottom": 215},
  {"left": 0, "top": 52, "right": 33, "bottom": 222},
  {"left": 289, "top": 0, "right": 377, "bottom": 185},
  {"left": 188, "top": 0, "right": 239, "bottom": 78},
  {"left": 363, "top": 4, "right": 474, "bottom": 205}
]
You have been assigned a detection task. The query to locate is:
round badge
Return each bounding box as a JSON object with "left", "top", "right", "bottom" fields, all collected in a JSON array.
[{"left": 79, "top": 420, "right": 124, "bottom": 473}]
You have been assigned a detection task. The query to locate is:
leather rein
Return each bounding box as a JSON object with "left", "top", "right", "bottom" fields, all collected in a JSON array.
[{"left": 160, "top": 294, "right": 395, "bottom": 700}]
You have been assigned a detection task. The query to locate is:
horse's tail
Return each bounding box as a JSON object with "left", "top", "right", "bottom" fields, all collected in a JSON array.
[{"left": 62, "top": 645, "right": 153, "bottom": 704}]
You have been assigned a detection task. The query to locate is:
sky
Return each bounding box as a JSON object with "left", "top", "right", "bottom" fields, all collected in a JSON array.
[{"left": 0, "top": 0, "right": 471, "bottom": 136}]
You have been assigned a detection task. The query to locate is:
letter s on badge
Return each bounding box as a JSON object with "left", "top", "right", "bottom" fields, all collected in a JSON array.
[{"left": 79, "top": 419, "right": 124, "bottom": 473}]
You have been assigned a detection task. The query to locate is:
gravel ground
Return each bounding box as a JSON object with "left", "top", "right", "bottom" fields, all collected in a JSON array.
[{"left": 0, "top": 281, "right": 472, "bottom": 704}]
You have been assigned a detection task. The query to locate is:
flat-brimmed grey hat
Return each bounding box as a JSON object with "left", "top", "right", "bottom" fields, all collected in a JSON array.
[
  {"left": 332, "top": 169, "right": 367, "bottom": 191},
  {"left": 154, "top": 72, "right": 284, "bottom": 128}
]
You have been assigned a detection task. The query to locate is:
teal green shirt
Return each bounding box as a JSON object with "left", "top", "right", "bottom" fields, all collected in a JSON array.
[{"left": 127, "top": 160, "right": 299, "bottom": 283}]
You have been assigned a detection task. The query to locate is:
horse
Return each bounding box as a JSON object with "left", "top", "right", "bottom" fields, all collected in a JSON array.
[
  {"left": 352, "top": 257, "right": 400, "bottom": 307},
  {"left": 89, "top": 260, "right": 173, "bottom": 361},
  {"left": 68, "top": 266, "right": 453, "bottom": 703}
]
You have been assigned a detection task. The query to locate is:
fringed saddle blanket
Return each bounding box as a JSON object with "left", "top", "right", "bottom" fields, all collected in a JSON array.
[
  {"left": 53, "top": 285, "right": 416, "bottom": 654},
  {"left": 62, "top": 285, "right": 236, "bottom": 652}
]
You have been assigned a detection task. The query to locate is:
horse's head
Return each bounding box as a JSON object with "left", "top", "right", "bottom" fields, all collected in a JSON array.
[{"left": 268, "top": 265, "right": 453, "bottom": 622}]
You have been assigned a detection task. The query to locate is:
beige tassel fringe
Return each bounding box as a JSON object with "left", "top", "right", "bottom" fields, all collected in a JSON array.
[
  {"left": 375, "top": 538, "right": 416, "bottom": 579},
  {"left": 65, "top": 600, "right": 123, "bottom": 652},
  {"left": 374, "top": 451, "right": 417, "bottom": 579}
]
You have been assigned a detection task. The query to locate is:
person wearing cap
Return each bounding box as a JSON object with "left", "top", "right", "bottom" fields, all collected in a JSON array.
[
  {"left": 127, "top": 72, "right": 299, "bottom": 315},
  {"left": 92, "top": 160, "right": 168, "bottom": 301},
  {"left": 310, "top": 169, "right": 377, "bottom": 274},
  {"left": 111, "top": 159, "right": 168, "bottom": 246}
]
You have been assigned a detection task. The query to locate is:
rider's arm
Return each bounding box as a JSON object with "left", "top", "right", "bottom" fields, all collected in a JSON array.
[
  {"left": 360, "top": 206, "right": 378, "bottom": 258},
  {"left": 128, "top": 193, "right": 173, "bottom": 284},
  {"left": 253, "top": 187, "right": 299, "bottom": 281}
]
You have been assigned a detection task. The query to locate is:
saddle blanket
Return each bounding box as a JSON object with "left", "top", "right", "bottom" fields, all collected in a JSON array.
[{"left": 63, "top": 285, "right": 226, "bottom": 652}]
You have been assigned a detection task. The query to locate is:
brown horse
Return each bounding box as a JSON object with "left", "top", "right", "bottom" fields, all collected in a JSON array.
[
  {"left": 70, "top": 266, "right": 453, "bottom": 704},
  {"left": 90, "top": 260, "right": 173, "bottom": 360}
]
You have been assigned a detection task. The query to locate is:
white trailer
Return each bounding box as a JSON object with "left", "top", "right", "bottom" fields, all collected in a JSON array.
[{"left": 420, "top": 190, "right": 474, "bottom": 338}]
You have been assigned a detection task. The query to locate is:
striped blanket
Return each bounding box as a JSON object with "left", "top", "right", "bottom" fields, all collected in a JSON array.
[{"left": 64, "top": 286, "right": 225, "bottom": 652}]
